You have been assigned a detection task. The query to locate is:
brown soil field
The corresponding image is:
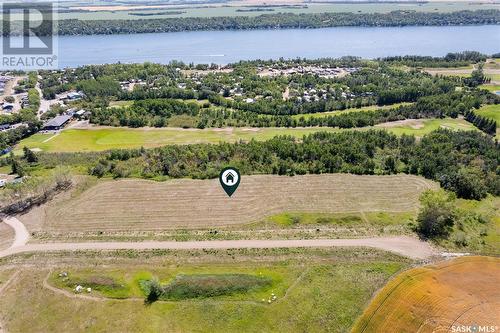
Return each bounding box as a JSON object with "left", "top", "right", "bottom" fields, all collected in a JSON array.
[
  {"left": 375, "top": 119, "right": 425, "bottom": 129},
  {"left": 425, "top": 67, "right": 500, "bottom": 77},
  {"left": 352, "top": 256, "right": 500, "bottom": 333},
  {"left": 19, "top": 174, "right": 436, "bottom": 233}
]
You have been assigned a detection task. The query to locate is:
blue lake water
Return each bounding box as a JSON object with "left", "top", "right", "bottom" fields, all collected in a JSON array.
[{"left": 54, "top": 25, "right": 499, "bottom": 66}]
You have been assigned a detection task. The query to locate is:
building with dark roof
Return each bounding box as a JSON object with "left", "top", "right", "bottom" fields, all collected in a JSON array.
[{"left": 43, "top": 114, "right": 71, "bottom": 131}]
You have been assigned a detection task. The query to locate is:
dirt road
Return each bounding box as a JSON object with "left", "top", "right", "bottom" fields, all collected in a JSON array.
[
  {"left": 35, "top": 79, "right": 61, "bottom": 117},
  {"left": 0, "top": 238, "right": 437, "bottom": 259},
  {"left": 1, "top": 216, "right": 29, "bottom": 248},
  {"left": 0, "top": 216, "right": 437, "bottom": 260}
]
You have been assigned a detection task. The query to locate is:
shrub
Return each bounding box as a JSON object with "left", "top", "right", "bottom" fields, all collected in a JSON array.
[
  {"left": 141, "top": 278, "right": 163, "bottom": 304},
  {"left": 112, "top": 164, "right": 131, "bottom": 178},
  {"left": 441, "top": 167, "right": 488, "bottom": 200},
  {"left": 417, "top": 189, "right": 457, "bottom": 238},
  {"left": 453, "top": 231, "right": 468, "bottom": 247},
  {"left": 89, "top": 160, "right": 108, "bottom": 178}
]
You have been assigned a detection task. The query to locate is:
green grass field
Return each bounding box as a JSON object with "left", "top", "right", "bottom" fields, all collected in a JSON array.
[
  {"left": 475, "top": 104, "right": 500, "bottom": 139},
  {"left": 476, "top": 104, "right": 500, "bottom": 124},
  {"left": 424, "top": 67, "right": 473, "bottom": 78},
  {"left": 479, "top": 84, "right": 500, "bottom": 93},
  {"left": 377, "top": 118, "right": 477, "bottom": 137},
  {"left": 109, "top": 99, "right": 209, "bottom": 108},
  {"left": 0, "top": 249, "right": 408, "bottom": 333},
  {"left": 0, "top": 165, "right": 10, "bottom": 174},
  {"left": 485, "top": 74, "right": 500, "bottom": 82},
  {"left": 267, "top": 211, "right": 414, "bottom": 227},
  {"left": 291, "top": 103, "right": 409, "bottom": 120},
  {"left": 108, "top": 100, "right": 134, "bottom": 108},
  {"left": 440, "top": 195, "right": 500, "bottom": 255},
  {"left": 15, "top": 118, "right": 478, "bottom": 153},
  {"left": 15, "top": 127, "right": 341, "bottom": 153},
  {"left": 50, "top": 265, "right": 290, "bottom": 301}
]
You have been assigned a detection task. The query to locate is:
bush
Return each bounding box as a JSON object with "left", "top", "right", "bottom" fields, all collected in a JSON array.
[
  {"left": 417, "top": 189, "right": 457, "bottom": 238},
  {"left": 112, "top": 164, "right": 131, "bottom": 178},
  {"left": 441, "top": 167, "right": 488, "bottom": 200},
  {"left": 453, "top": 231, "right": 468, "bottom": 247},
  {"left": 89, "top": 160, "right": 108, "bottom": 178},
  {"left": 141, "top": 278, "right": 163, "bottom": 304},
  {"left": 290, "top": 216, "right": 301, "bottom": 225}
]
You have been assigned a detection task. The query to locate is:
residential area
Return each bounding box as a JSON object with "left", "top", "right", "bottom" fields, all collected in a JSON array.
[{"left": 257, "top": 65, "right": 358, "bottom": 78}]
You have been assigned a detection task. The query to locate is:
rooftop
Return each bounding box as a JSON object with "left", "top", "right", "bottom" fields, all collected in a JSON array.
[{"left": 44, "top": 114, "right": 72, "bottom": 128}]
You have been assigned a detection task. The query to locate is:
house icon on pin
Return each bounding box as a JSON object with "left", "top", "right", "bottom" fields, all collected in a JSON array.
[{"left": 225, "top": 172, "right": 235, "bottom": 184}]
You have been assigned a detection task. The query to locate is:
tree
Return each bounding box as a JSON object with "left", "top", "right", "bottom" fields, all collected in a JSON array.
[
  {"left": 23, "top": 146, "right": 38, "bottom": 163},
  {"left": 464, "top": 64, "right": 486, "bottom": 87},
  {"left": 417, "top": 189, "right": 457, "bottom": 238},
  {"left": 450, "top": 167, "right": 488, "bottom": 200},
  {"left": 384, "top": 156, "right": 397, "bottom": 173},
  {"left": 11, "top": 158, "right": 25, "bottom": 177},
  {"left": 143, "top": 279, "right": 163, "bottom": 304}
]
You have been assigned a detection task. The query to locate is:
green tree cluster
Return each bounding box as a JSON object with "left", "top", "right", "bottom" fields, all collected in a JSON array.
[{"left": 417, "top": 189, "right": 457, "bottom": 238}]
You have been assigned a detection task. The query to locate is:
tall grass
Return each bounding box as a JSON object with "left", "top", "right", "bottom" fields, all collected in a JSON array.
[{"left": 141, "top": 274, "right": 273, "bottom": 301}]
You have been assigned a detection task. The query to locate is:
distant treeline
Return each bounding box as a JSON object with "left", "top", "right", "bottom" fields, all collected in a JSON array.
[
  {"left": 379, "top": 51, "right": 489, "bottom": 68},
  {"left": 92, "top": 98, "right": 201, "bottom": 127},
  {"left": 292, "top": 92, "right": 497, "bottom": 131},
  {"left": 81, "top": 129, "right": 499, "bottom": 200},
  {"left": 235, "top": 8, "right": 275, "bottom": 12},
  {"left": 0, "top": 123, "right": 40, "bottom": 152},
  {"left": 5, "top": 10, "right": 499, "bottom": 36},
  {"left": 231, "top": 52, "right": 495, "bottom": 70},
  {"left": 464, "top": 110, "right": 497, "bottom": 135},
  {"left": 128, "top": 11, "right": 186, "bottom": 16},
  {"left": 90, "top": 90, "right": 498, "bottom": 135}
]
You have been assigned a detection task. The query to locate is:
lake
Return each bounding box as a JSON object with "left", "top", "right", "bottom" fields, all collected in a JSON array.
[{"left": 54, "top": 25, "right": 499, "bottom": 66}]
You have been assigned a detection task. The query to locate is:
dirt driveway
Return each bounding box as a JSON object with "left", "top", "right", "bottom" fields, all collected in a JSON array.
[{"left": 0, "top": 215, "right": 438, "bottom": 259}]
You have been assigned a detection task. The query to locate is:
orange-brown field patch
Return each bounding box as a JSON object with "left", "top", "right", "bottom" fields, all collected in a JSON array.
[{"left": 352, "top": 256, "right": 500, "bottom": 333}]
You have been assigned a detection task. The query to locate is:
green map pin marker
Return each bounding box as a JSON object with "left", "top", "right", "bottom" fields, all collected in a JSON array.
[{"left": 219, "top": 167, "right": 241, "bottom": 197}]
